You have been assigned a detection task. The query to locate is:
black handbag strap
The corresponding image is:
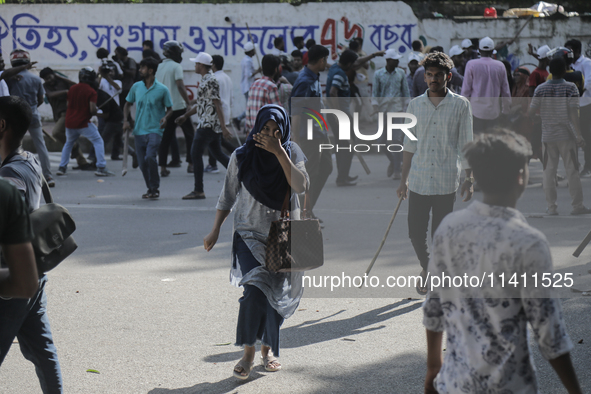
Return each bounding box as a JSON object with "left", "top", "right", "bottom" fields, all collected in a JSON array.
[
  {"left": 279, "top": 186, "right": 312, "bottom": 220},
  {"left": 280, "top": 190, "right": 290, "bottom": 220}
]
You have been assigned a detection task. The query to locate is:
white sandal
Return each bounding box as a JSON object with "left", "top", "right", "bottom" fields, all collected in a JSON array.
[
  {"left": 233, "top": 359, "right": 255, "bottom": 380},
  {"left": 261, "top": 355, "right": 282, "bottom": 372}
]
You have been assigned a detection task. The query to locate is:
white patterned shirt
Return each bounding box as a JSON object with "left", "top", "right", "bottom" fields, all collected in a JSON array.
[
  {"left": 423, "top": 200, "right": 573, "bottom": 394},
  {"left": 402, "top": 89, "right": 473, "bottom": 195},
  {"left": 195, "top": 71, "right": 221, "bottom": 133}
]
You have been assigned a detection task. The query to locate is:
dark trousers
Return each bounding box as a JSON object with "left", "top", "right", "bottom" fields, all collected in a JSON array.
[
  {"left": 580, "top": 104, "right": 591, "bottom": 170},
  {"left": 159, "top": 109, "right": 195, "bottom": 166},
  {"left": 135, "top": 133, "right": 162, "bottom": 192},
  {"left": 0, "top": 276, "right": 63, "bottom": 393},
  {"left": 473, "top": 115, "right": 501, "bottom": 135},
  {"left": 191, "top": 128, "right": 230, "bottom": 193},
  {"left": 299, "top": 133, "right": 333, "bottom": 210},
  {"left": 408, "top": 191, "right": 455, "bottom": 270},
  {"left": 234, "top": 233, "right": 284, "bottom": 356},
  {"left": 208, "top": 136, "right": 237, "bottom": 167},
  {"left": 329, "top": 117, "right": 354, "bottom": 182}
]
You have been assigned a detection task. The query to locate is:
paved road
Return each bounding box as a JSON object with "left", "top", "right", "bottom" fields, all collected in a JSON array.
[{"left": 1, "top": 152, "right": 590, "bottom": 393}]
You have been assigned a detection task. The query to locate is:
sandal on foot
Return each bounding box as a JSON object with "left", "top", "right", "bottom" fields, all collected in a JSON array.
[
  {"left": 261, "top": 355, "right": 282, "bottom": 372},
  {"left": 233, "top": 359, "right": 254, "bottom": 380},
  {"left": 416, "top": 269, "right": 428, "bottom": 296}
]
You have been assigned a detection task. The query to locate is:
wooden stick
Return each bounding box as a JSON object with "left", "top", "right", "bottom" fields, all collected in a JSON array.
[
  {"left": 356, "top": 152, "right": 371, "bottom": 175},
  {"left": 42, "top": 129, "right": 57, "bottom": 143},
  {"left": 573, "top": 228, "right": 591, "bottom": 257},
  {"left": 358, "top": 195, "right": 404, "bottom": 287}
]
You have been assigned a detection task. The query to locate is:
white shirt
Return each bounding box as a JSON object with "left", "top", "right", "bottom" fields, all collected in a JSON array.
[
  {"left": 271, "top": 48, "right": 286, "bottom": 57},
  {"left": 99, "top": 78, "right": 122, "bottom": 105},
  {"left": 572, "top": 55, "right": 591, "bottom": 106},
  {"left": 423, "top": 200, "right": 573, "bottom": 394},
  {"left": 95, "top": 60, "right": 124, "bottom": 78},
  {"left": 0, "top": 71, "right": 9, "bottom": 97},
  {"left": 241, "top": 55, "right": 255, "bottom": 95},
  {"left": 214, "top": 70, "right": 233, "bottom": 125}
]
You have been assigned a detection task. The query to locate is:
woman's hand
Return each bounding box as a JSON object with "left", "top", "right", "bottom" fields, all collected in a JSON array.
[
  {"left": 253, "top": 130, "right": 283, "bottom": 157},
  {"left": 204, "top": 229, "right": 220, "bottom": 252}
]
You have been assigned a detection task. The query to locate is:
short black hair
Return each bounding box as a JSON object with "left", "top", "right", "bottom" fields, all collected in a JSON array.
[
  {"left": 212, "top": 54, "right": 224, "bottom": 70},
  {"left": 262, "top": 54, "right": 281, "bottom": 77},
  {"left": 354, "top": 37, "right": 363, "bottom": 45},
  {"left": 430, "top": 46, "right": 444, "bottom": 53},
  {"left": 349, "top": 40, "right": 360, "bottom": 52},
  {"left": 0, "top": 96, "right": 32, "bottom": 146},
  {"left": 463, "top": 129, "right": 532, "bottom": 194},
  {"left": 142, "top": 49, "right": 159, "bottom": 60},
  {"left": 273, "top": 36, "right": 284, "bottom": 47},
  {"left": 115, "top": 46, "right": 128, "bottom": 57},
  {"left": 339, "top": 49, "right": 359, "bottom": 66},
  {"left": 96, "top": 48, "right": 109, "bottom": 59},
  {"left": 293, "top": 36, "right": 304, "bottom": 47},
  {"left": 39, "top": 67, "right": 54, "bottom": 79},
  {"left": 139, "top": 57, "right": 159, "bottom": 74},
  {"left": 420, "top": 52, "right": 454, "bottom": 74},
  {"left": 565, "top": 39, "right": 582, "bottom": 53},
  {"left": 305, "top": 39, "right": 316, "bottom": 50},
  {"left": 291, "top": 50, "right": 302, "bottom": 59},
  {"left": 549, "top": 57, "right": 567, "bottom": 77},
  {"left": 307, "top": 45, "right": 329, "bottom": 65},
  {"left": 412, "top": 40, "right": 423, "bottom": 51},
  {"left": 142, "top": 40, "right": 154, "bottom": 49}
]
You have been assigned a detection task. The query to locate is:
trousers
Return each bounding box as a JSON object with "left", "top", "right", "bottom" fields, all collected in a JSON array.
[{"left": 542, "top": 139, "right": 583, "bottom": 210}]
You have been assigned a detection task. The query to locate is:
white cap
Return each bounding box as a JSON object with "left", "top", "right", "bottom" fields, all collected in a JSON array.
[
  {"left": 461, "top": 39, "right": 473, "bottom": 49},
  {"left": 189, "top": 52, "right": 213, "bottom": 66},
  {"left": 537, "top": 45, "right": 551, "bottom": 59},
  {"left": 243, "top": 42, "right": 255, "bottom": 52},
  {"left": 479, "top": 36, "right": 495, "bottom": 51},
  {"left": 449, "top": 45, "right": 463, "bottom": 57},
  {"left": 408, "top": 53, "right": 422, "bottom": 63},
  {"left": 384, "top": 49, "right": 402, "bottom": 60}
]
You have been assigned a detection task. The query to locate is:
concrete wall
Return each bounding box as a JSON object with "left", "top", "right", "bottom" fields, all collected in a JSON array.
[{"left": 1, "top": 2, "right": 590, "bottom": 120}]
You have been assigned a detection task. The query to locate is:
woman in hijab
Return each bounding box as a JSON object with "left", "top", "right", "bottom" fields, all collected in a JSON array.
[{"left": 204, "top": 104, "right": 308, "bottom": 380}]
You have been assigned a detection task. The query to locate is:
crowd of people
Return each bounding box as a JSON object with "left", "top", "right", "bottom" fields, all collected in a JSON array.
[{"left": 0, "top": 31, "right": 589, "bottom": 393}]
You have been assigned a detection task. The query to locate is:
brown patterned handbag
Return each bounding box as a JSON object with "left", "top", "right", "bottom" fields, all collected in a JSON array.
[{"left": 265, "top": 189, "right": 324, "bottom": 272}]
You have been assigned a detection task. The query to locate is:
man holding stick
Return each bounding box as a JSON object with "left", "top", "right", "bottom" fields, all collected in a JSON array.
[{"left": 396, "top": 52, "right": 473, "bottom": 295}]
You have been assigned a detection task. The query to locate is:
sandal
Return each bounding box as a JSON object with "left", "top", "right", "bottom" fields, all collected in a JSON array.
[
  {"left": 233, "top": 359, "right": 254, "bottom": 380},
  {"left": 149, "top": 190, "right": 160, "bottom": 199},
  {"left": 142, "top": 190, "right": 151, "bottom": 199},
  {"left": 261, "top": 355, "right": 282, "bottom": 372},
  {"left": 416, "top": 269, "right": 428, "bottom": 296}
]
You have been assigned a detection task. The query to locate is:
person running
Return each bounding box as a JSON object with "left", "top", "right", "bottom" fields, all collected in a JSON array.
[
  {"left": 124, "top": 57, "right": 173, "bottom": 199},
  {"left": 177, "top": 52, "right": 231, "bottom": 200},
  {"left": 290, "top": 45, "right": 330, "bottom": 220},
  {"left": 204, "top": 104, "right": 308, "bottom": 380},
  {"left": 57, "top": 67, "right": 115, "bottom": 177},
  {"left": 396, "top": 52, "right": 473, "bottom": 295},
  {"left": 155, "top": 41, "right": 195, "bottom": 177},
  {"left": 423, "top": 130, "right": 582, "bottom": 394},
  {"left": 40, "top": 67, "right": 93, "bottom": 171},
  {"left": 0, "top": 95, "right": 64, "bottom": 393},
  {"left": 205, "top": 54, "right": 236, "bottom": 174},
  {"left": 529, "top": 57, "right": 591, "bottom": 216},
  {"left": 4, "top": 49, "right": 55, "bottom": 187}
]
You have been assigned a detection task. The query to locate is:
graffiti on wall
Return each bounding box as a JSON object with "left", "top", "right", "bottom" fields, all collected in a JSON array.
[{"left": 0, "top": 13, "right": 416, "bottom": 62}]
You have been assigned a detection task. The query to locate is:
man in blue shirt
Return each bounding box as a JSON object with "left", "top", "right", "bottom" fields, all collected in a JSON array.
[
  {"left": 290, "top": 45, "right": 330, "bottom": 217},
  {"left": 124, "top": 57, "right": 173, "bottom": 199},
  {"left": 326, "top": 49, "right": 357, "bottom": 187}
]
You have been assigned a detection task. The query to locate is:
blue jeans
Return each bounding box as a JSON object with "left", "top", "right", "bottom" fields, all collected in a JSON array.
[
  {"left": 233, "top": 233, "right": 284, "bottom": 356},
  {"left": 30, "top": 110, "right": 52, "bottom": 178},
  {"left": 191, "top": 128, "right": 229, "bottom": 193},
  {"left": 61, "top": 123, "right": 106, "bottom": 169},
  {"left": 134, "top": 133, "right": 162, "bottom": 192},
  {"left": 0, "top": 276, "right": 63, "bottom": 393}
]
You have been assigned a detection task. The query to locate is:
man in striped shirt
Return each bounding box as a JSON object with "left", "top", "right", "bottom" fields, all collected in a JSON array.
[
  {"left": 529, "top": 57, "right": 591, "bottom": 216},
  {"left": 397, "top": 52, "right": 474, "bottom": 295},
  {"left": 245, "top": 55, "right": 290, "bottom": 132}
]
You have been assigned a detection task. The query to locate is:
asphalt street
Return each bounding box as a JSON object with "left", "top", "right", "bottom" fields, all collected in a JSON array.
[{"left": 0, "top": 151, "right": 590, "bottom": 394}]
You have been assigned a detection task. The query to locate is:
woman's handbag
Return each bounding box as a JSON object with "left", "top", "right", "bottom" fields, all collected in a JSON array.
[{"left": 265, "top": 189, "right": 324, "bottom": 272}]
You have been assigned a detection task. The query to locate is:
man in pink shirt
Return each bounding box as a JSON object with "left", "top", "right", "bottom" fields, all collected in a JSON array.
[{"left": 461, "top": 36, "right": 511, "bottom": 134}]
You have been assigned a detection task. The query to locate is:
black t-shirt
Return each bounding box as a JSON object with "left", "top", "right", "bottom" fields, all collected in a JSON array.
[
  {"left": 0, "top": 177, "right": 33, "bottom": 245},
  {"left": 97, "top": 90, "right": 124, "bottom": 123},
  {"left": 43, "top": 79, "right": 71, "bottom": 121},
  {"left": 564, "top": 70, "right": 585, "bottom": 97}
]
